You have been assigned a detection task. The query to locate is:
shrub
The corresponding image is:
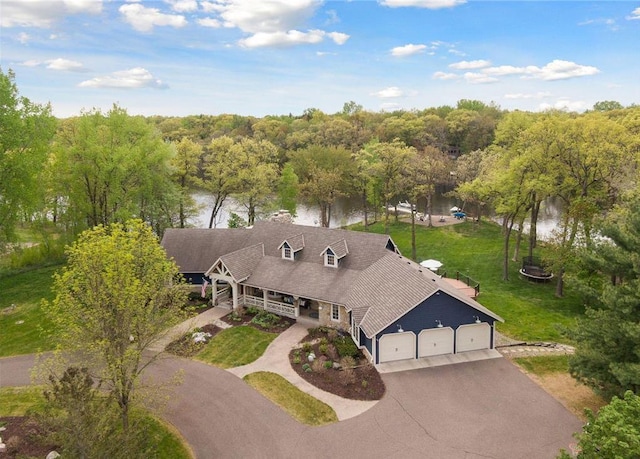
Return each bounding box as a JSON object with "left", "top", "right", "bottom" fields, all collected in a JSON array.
[
  {"left": 318, "top": 343, "right": 328, "bottom": 355},
  {"left": 302, "top": 363, "right": 312, "bottom": 373},
  {"left": 340, "top": 367, "right": 356, "bottom": 385},
  {"left": 340, "top": 356, "right": 356, "bottom": 369},
  {"left": 246, "top": 306, "right": 260, "bottom": 315},
  {"left": 312, "top": 359, "right": 326, "bottom": 373},
  {"left": 319, "top": 337, "right": 328, "bottom": 346},
  {"left": 293, "top": 355, "right": 301, "bottom": 364},
  {"left": 361, "top": 379, "right": 368, "bottom": 389},
  {"left": 326, "top": 344, "right": 340, "bottom": 361},
  {"left": 324, "top": 360, "right": 333, "bottom": 369},
  {"left": 251, "top": 311, "right": 281, "bottom": 329},
  {"left": 327, "top": 329, "right": 339, "bottom": 342},
  {"left": 334, "top": 336, "right": 359, "bottom": 359},
  {"left": 302, "top": 342, "right": 312, "bottom": 353}
]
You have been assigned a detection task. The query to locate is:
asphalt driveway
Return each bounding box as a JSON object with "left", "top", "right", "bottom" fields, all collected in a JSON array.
[
  {"left": 2, "top": 354, "right": 582, "bottom": 458},
  {"left": 147, "top": 356, "right": 581, "bottom": 459}
]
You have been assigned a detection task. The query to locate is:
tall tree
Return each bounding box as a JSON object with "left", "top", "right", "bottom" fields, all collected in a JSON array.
[
  {"left": 558, "top": 391, "right": 640, "bottom": 459},
  {"left": 51, "top": 105, "right": 178, "bottom": 233},
  {"left": 0, "top": 68, "right": 56, "bottom": 246},
  {"left": 201, "top": 136, "right": 240, "bottom": 228},
  {"left": 277, "top": 162, "right": 299, "bottom": 216},
  {"left": 171, "top": 138, "right": 202, "bottom": 228},
  {"left": 567, "top": 194, "right": 640, "bottom": 398},
  {"left": 367, "top": 139, "right": 416, "bottom": 234},
  {"left": 44, "top": 220, "right": 188, "bottom": 431},
  {"left": 232, "top": 138, "right": 280, "bottom": 225},
  {"left": 289, "top": 145, "right": 353, "bottom": 227}
]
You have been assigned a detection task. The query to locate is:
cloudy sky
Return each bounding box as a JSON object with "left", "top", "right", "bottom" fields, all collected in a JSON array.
[{"left": 1, "top": 0, "right": 639, "bottom": 118}]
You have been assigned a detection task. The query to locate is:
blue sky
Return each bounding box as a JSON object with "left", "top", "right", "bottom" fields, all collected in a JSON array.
[{"left": 1, "top": 0, "right": 639, "bottom": 118}]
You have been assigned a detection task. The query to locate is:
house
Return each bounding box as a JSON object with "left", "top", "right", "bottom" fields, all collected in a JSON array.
[{"left": 161, "top": 221, "right": 503, "bottom": 364}]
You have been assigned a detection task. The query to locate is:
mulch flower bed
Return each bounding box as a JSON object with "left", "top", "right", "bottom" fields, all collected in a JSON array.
[
  {"left": 165, "top": 323, "right": 222, "bottom": 357},
  {"left": 219, "top": 308, "right": 296, "bottom": 334},
  {"left": 289, "top": 328, "right": 385, "bottom": 401},
  {"left": 0, "top": 416, "right": 57, "bottom": 458}
]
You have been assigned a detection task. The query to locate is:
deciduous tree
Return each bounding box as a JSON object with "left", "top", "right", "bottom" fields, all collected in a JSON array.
[
  {"left": 44, "top": 220, "right": 188, "bottom": 431},
  {"left": 0, "top": 68, "right": 56, "bottom": 246}
]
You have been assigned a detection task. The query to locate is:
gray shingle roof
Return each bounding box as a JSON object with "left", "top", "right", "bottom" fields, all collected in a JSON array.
[
  {"left": 324, "top": 239, "right": 349, "bottom": 259},
  {"left": 279, "top": 233, "right": 305, "bottom": 252},
  {"left": 161, "top": 221, "right": 502, "bottom": 335},
  {"left": 161, "top": 228, "right": 253, "bottom": 273},
  {"left": 217, "top": 243, "right": 265, "bottom": 282},
  {"left": 348, "top": 253, "right": 503, "bottom": 337}
]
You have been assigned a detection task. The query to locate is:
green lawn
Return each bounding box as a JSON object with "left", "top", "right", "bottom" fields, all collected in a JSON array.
[
  {"left": 196, "top": 326, "right": 278, "bottom": 368},
  {"left": 243, "top": 372, "right": 338, "bottom": 426},
  {"left": 0, "top": 265, "right": 60, "bottom": 357},
  {"left": 0, "top": 386, "right": 193, "bottom": 459},
  {"left": 352, "top": 220, "right": 584, "bottom": 342}
]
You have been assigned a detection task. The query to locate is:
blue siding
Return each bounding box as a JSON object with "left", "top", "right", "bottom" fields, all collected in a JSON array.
[
  {"left": 183, "top": 273, "right": 207, "bottom": 285},
  {"left": 374, "top": 291, "right": 496, "bottom": 363},
  {"left": 361, "top": 329, "right": 373, "bottom": 357}
]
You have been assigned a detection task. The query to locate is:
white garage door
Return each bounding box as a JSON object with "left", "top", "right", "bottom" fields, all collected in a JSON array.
[
  {"left": 379, "top": 332, "right": 416, "bottom": 363},
  {"left": 456, "top": 323, "right": 491, "bottom": 353},
  {"left": 418, "top": 327, "right": 455, "bottom": 357}
]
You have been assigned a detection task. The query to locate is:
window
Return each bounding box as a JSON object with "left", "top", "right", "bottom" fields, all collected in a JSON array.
[
  {"left": 331, "top": 304, "right": 340, "bottom": 321},
  {"left": 283, "top": 246, "right": 292, "bottom": 260},
  {"left": 324, "top": 250, "right": 338, "bottom": 268}
]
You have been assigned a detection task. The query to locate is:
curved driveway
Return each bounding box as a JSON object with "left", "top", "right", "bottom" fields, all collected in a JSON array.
[{"left": 2, "top": 353, "right": 582, "bottom": 458}]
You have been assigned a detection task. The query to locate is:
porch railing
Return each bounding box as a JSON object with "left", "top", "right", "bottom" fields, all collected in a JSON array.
[
  {"left": 241, "top": 295, "right": 297, "bottom": 319},
  {"left": 265, "top": 300, "right": 297, "bottom": 319}
]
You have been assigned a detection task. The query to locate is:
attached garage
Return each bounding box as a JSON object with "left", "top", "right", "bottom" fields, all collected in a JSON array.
[
  {"left": 456, "top": 323, "right": 491, "bottom": 353},
  {"left": 418, "top": 327, "right": 454, "bottom": 357},
  {"left": 378, "top": 332, "right": 416, "bottom": 363}
]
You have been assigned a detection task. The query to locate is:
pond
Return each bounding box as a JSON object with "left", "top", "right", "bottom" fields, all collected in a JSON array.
[{"left": 189, "top": 191, "right": 563, "bottom": 239}]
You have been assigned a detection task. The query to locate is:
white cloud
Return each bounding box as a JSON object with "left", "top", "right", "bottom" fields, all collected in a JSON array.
[
  {"left": 432, "top": 71, "right": 458, "bottom": 80},
  {"left": 328, "top": 32, "right": 349, "bottom": 45},
  {"left": 46, "top": 58, "right": 85, "bottom": 71},
  {"left": 449, "top": 59, "right": 491, "bottom": 70},
  {"left": 443, "top": 59, "right": 600, "bottom": 82},
  {"left": 119, "top": 3, "right": 187, "bottom": 32},
  {"left": 197, "top": 17, "right": 222, "bottom": 28},
  {"left": 214, "top": 0, "right": 320, "bottom": 34},
  {"left": 166, "top": 0, "right": 198, "bottom": 13},
  {"left": 199, "top": 0, "right": 347, "bottom": 48},
  {"left": 239, "top": 29, "right": 349, "bottom": 48},
  {"left": 78, "top": 67, "right": 166, "bottom": 89},
  {"left": 391, "top": 44, "right": 427, "bottom": 57},
  {"left": 1, "top": 0, "right": 102, "bottom": 27},
  {"left": 381, "top": 0, "right": 466, "bottom": 9},
  {"left": 539, "top": 99, "right": 588, "bottom": 112},
  {"left": 372, "top": 86, "right": 403, "bottom": 98},
  {"left": 18, "top": 33, "right": 31, "bottom": 44},
  {"left": 627, "top": 7, "right": 640, "bottom": 20},
  {"left": 463, "top": 72, "right": 498, "bottom": 84},
  {"left": 20, "top": 60, "right": 41, "bottom": 67},
  {"left": 522, "top": 60, "right": 600, "bottom": 81},
  {"left": 505, "top": 92, "right": 551, "bottom": 100}
]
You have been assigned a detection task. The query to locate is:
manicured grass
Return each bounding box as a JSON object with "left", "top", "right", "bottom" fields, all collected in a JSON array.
[
  {"left": 352, "top": 220, "right": 584, "bottom": 342},
  {"left": 0, "top": 386, "right": 47, "bottom": 416},
  {"left": 243, "top": 371, "right": 338, "bottom": 426},
  {"left": 196, "top": 326, "right": 278, "bottom": 368},
  {"left": 513, "top": 355, "right": 570, "bottom": 376},
  {"left": 0, "top": 265, "right": 60, "bottom": 357}
]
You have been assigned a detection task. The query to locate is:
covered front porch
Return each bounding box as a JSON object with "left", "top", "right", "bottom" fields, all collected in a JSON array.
[{"left": 212, "top": 281, "right": 321, "bottom": 323}]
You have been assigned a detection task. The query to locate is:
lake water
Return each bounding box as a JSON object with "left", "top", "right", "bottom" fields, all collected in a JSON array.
[{"left": 189, "top": 191, "right": 563, "bottom": 239}]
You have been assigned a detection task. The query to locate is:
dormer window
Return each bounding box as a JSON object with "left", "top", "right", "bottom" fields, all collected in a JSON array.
[
  {"left": 278, "top": 234, "right": 304, "bottom": 261},
  {"left": 321, "top": 239, "right": 348, "bottom": 268},
  {"left": 326, "top": 251, "right": 336, "bottom": 267}
]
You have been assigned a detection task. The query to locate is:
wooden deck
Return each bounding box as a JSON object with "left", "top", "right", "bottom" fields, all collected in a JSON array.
[{"left": 442, "top": 277, "right": 478, "bottom": 298}]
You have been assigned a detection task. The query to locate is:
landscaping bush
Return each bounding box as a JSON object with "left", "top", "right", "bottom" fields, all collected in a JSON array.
[
  {"left": 246, "top": 306, "right": 260, "bottom": 315},
  {"left": 251, "top": 311, "right": 282, "bottom": 329},
  {"left": 318, "top": 343, "right": 328, "bottom": 355},
  {"left": 340, "top": 356, "right": 356, "bottom": 369},
  {"left": 334, "top": 336, "right": 359, "bottom": 359},
  {"left": 301, "top": 363, "right": 312, "bottom": 373}
]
